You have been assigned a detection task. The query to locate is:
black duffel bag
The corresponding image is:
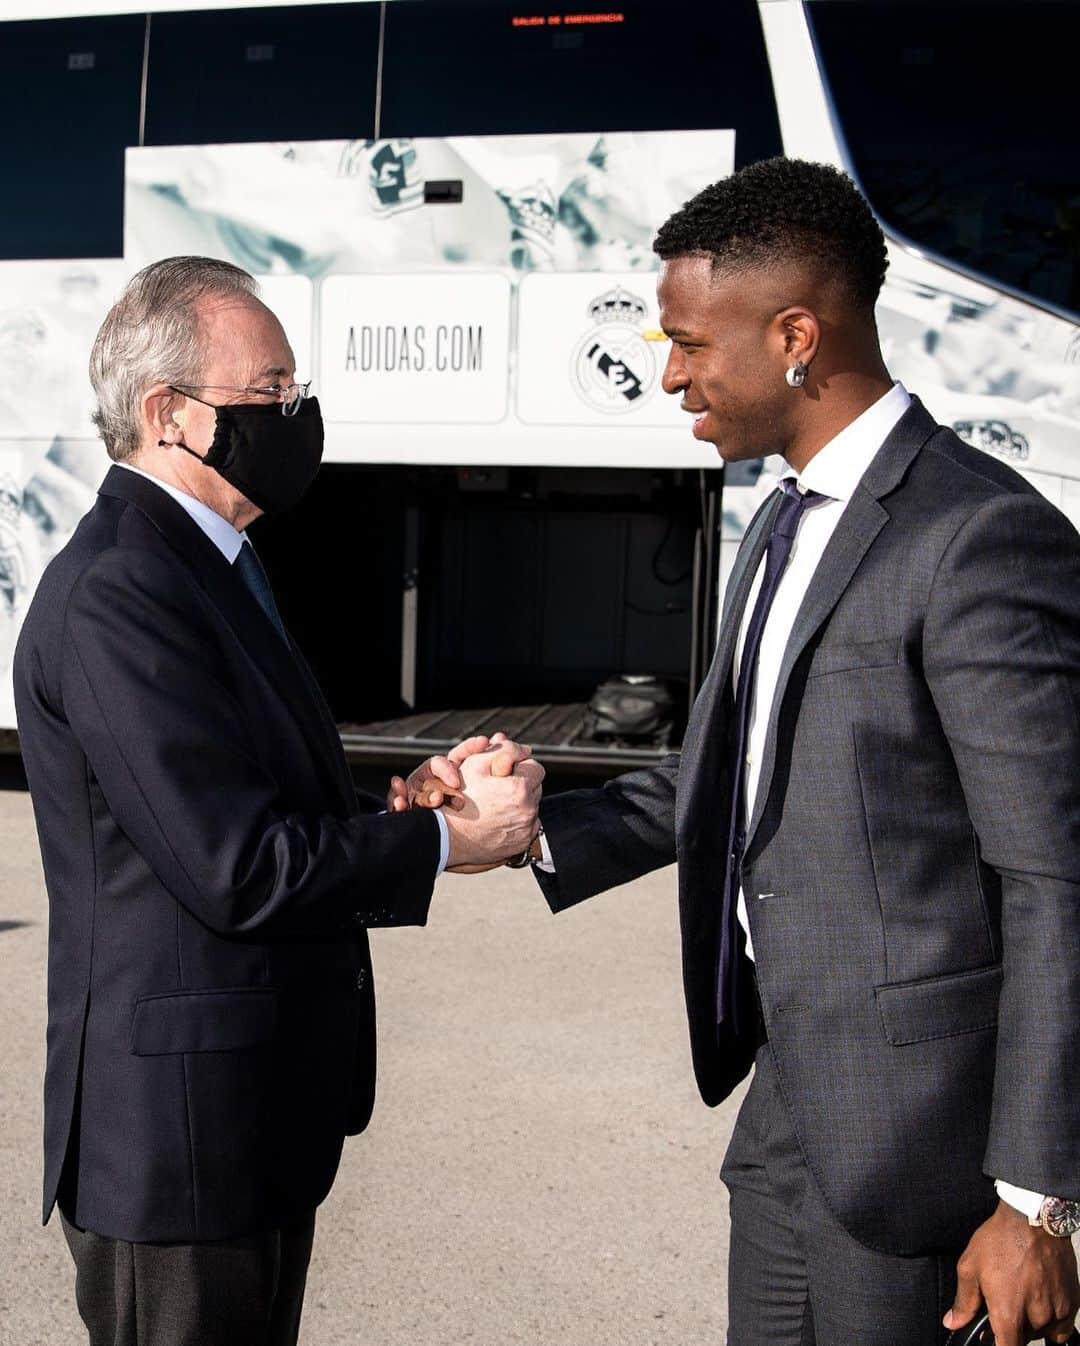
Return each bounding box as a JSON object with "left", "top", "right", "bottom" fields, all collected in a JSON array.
[{"left": 583, "top": 674, "right": 674, "bottom": 747}]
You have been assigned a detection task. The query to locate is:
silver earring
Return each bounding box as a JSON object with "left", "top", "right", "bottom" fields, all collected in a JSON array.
[{"left": 785, "top": 360, "right": 807, "bottom": 389}]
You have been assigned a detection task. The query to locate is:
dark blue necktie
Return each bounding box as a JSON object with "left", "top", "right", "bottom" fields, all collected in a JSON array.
[
  {"left": 716, "top": 479, "right": 826, "bottom": 1027},
  {"left": 234, "top": 541, "right": 288, "bottom": 642}
]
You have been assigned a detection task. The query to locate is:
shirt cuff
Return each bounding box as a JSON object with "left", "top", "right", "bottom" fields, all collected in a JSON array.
[
  {"left": 994, "top": 1179, "right": 1045, "bottom": 1221},
  {"left": 433, "top": 809, "right": 450, "bottom": 877},
  {"left": 535, "top": 828, "right": 555, "bottom": 873}
]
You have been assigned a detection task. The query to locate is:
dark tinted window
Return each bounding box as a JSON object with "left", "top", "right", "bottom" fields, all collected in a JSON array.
[
  {"left": 0, "top": 15, "right": 143, "bottom": 259},
  {"left": 380, "top": 0, "right": 781, "bottom": 165},
  {"left": 809, "top": 0, "right": 1080, "bottom": 318},
  {"left": 145, "top": 4, "right": 380, "bottom": 145}
]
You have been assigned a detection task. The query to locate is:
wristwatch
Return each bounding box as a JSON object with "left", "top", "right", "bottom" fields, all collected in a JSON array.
[
  {"left": 505, "top": 824, "right": 544, "bottom": 869},
  {"left": 1030, "top": 1196, "right": 1080, "bottom": 1238}
]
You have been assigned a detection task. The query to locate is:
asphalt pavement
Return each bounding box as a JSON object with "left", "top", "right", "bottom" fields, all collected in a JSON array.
[{"left": 0, "top": 778, "right": 740, "bottom": 1346}]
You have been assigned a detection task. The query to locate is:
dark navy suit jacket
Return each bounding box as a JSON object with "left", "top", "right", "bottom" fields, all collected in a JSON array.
[{"left": 15, "top": 465, "right": 440, "bottom": 1243}]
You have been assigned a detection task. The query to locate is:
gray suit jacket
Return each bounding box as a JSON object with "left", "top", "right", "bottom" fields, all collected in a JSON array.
[{"left": 536, "top": 399, "right": 1080, "bottom": 1256}]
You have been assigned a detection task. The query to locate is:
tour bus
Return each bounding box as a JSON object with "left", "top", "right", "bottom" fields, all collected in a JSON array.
[{"left": 0, "top": 0, "right": 1076, "bottom": 770}]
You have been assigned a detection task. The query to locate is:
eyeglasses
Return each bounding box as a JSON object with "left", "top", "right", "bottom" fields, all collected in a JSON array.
[{"left": 169, "top": 381, "right": 312, "bottom": 417}]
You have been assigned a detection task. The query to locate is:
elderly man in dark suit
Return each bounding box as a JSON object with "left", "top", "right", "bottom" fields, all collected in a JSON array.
[
  {"left": 14, "top": 256, "right": 542, "bottom": 1346},
  {"left": 407, "top": 159, "right": 1080, "bottom": 1345}
]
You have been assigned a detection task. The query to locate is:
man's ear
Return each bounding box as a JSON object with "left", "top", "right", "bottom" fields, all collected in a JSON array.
[
  {"left": 774, "top": 307, "right": 821, "bottom": 369},
  {"left": 144, "top": 384, "right": 182, "bottom": 446}
]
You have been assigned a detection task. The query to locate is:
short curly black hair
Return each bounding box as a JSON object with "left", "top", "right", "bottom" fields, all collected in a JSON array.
[{"left": 654, "top": 158, "right": 888, "bottom": 311}]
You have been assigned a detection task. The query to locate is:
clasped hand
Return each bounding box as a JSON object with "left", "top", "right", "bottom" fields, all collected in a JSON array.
[{"left": 387, "top": 733, "right": 543, "bottom": 873}]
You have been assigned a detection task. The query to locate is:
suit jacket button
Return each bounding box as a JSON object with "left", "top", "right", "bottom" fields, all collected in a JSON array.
[{"left": 356, "top": 971, "right": 366, "bottom": 990}]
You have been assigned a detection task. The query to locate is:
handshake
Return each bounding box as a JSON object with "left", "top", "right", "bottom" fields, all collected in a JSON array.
[{"left": 386, "top": 733, "right": 544, "bottom": 874}]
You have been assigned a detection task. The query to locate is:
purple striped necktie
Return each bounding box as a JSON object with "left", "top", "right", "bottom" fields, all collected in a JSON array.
[{"left": 716, "top": 479, "right": 827, "bottom": 1028}]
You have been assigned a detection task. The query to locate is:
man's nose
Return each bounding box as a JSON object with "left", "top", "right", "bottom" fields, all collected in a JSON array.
[{"left": 660, "top": 346, "right": 688, "bottom": 395}]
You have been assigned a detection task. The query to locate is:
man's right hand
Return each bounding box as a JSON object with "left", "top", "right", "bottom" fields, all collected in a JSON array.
[{"left": 441, "top": 746, "right": 544, "bottom": 870}]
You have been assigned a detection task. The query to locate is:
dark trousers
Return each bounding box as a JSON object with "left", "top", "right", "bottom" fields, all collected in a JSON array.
[
  {"left": 60, "top": 1209, "right": 316, "bottom": 1346},
  {"left": 721, "top": 1044, "right": 959, "bottom": 1346}
]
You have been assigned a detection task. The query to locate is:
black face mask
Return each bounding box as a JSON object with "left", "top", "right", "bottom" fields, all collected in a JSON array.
[{"left": 166, "top": 394, "right": 324, "bottom": 516}]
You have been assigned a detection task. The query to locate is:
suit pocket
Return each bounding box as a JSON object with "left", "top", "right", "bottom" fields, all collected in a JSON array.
[
  {"left": 807, "top": 636, "right": 902, "bottom": 679},
  {"left": 874, "top": 964, "right": 1002, "bottom": 1045},
  {"left": 130, "top": 987, "right": 277, "bottom": 1055}
]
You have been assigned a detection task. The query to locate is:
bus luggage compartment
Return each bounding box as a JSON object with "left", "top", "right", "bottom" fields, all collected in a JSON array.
[{"left": 256, "top": 463, "right": 721, "bottom": 773}]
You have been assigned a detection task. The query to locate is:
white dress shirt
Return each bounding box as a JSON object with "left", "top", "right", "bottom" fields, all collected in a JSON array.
[{"left": 116, "top": 462, "right": 450, "bottom": 874}]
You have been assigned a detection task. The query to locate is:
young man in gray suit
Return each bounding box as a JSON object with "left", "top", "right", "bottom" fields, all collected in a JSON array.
[{"left": 406, "top": 159, "right": 1080, "bottom": 1345}]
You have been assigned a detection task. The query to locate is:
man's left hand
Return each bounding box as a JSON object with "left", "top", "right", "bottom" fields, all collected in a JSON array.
[
  {"left": 945, "top": 1201, "right": 1080, "bottom": 1344},
  {"left": 387, "top": 734, "right": 518, "bottom": 813},
  {"left": 387, "top": 734, "right": 538, "bottom": 874}
]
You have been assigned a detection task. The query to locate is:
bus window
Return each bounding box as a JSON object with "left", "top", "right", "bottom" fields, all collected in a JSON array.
[
  {"left": 808, "top": 0, "right": 1080, "bottom": 320},
  {"left": 144, "top": 4, "right": 381, "bottom": 146},
  {"left": 0, "top": 15, "right": 143, "bottom": 259},
  {"left": 380, "top": 0, "right": 782, "bottom": 164}
]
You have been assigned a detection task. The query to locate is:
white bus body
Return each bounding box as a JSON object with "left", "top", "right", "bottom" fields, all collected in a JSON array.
[{"left": 0, "top": 0, "right": 1075, "bottom": 762}]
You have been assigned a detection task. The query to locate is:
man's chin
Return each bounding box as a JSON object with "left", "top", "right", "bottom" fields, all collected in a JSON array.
[
  {"left": 708, "top": 433, "right": 768, "bottom": 466},
  {"left": 711, "top": 439, "right": 751, "bottom": 464},
  {"left": 688, "top": 417, "right": 727, "bottom": 456},
  {"left": 688, "top": 415, "right": 759, "bottom": 464},
  {"left": 689, "top": 412, "right": 714, "bottom": 443}
]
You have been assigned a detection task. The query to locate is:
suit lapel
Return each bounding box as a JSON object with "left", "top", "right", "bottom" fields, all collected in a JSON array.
[
  {"left": 286, "top": 638, "right": 357, "bottom": 807},
  {"left": 742, "top": 487, "right": 888, "bottom": 851},
  {"left": 677, "top": 489, "right": 779, "bottom": 829},
  {"left": 742, "top": 398, "right": 938, "bottom": 853},
  {"left": 99, "top": 467, "right": 353, "bottom": 812}
]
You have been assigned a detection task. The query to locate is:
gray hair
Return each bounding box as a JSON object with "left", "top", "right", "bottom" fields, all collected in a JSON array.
[{"left": 90, "top": 256, "right": 259, "bottom": 462}]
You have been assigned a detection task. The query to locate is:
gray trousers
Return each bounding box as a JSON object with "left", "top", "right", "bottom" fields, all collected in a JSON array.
[
  {"left": 60, "top": 1209, "right": 316, "bottom": 1346},
  {"left": 721, "top": 1044, "right": 959, "bottom": 1346}
]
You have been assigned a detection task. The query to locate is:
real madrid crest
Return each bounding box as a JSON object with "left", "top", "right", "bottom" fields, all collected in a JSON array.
[{"left": 571, "top": 286, "right": 657, "bottom": 414}]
